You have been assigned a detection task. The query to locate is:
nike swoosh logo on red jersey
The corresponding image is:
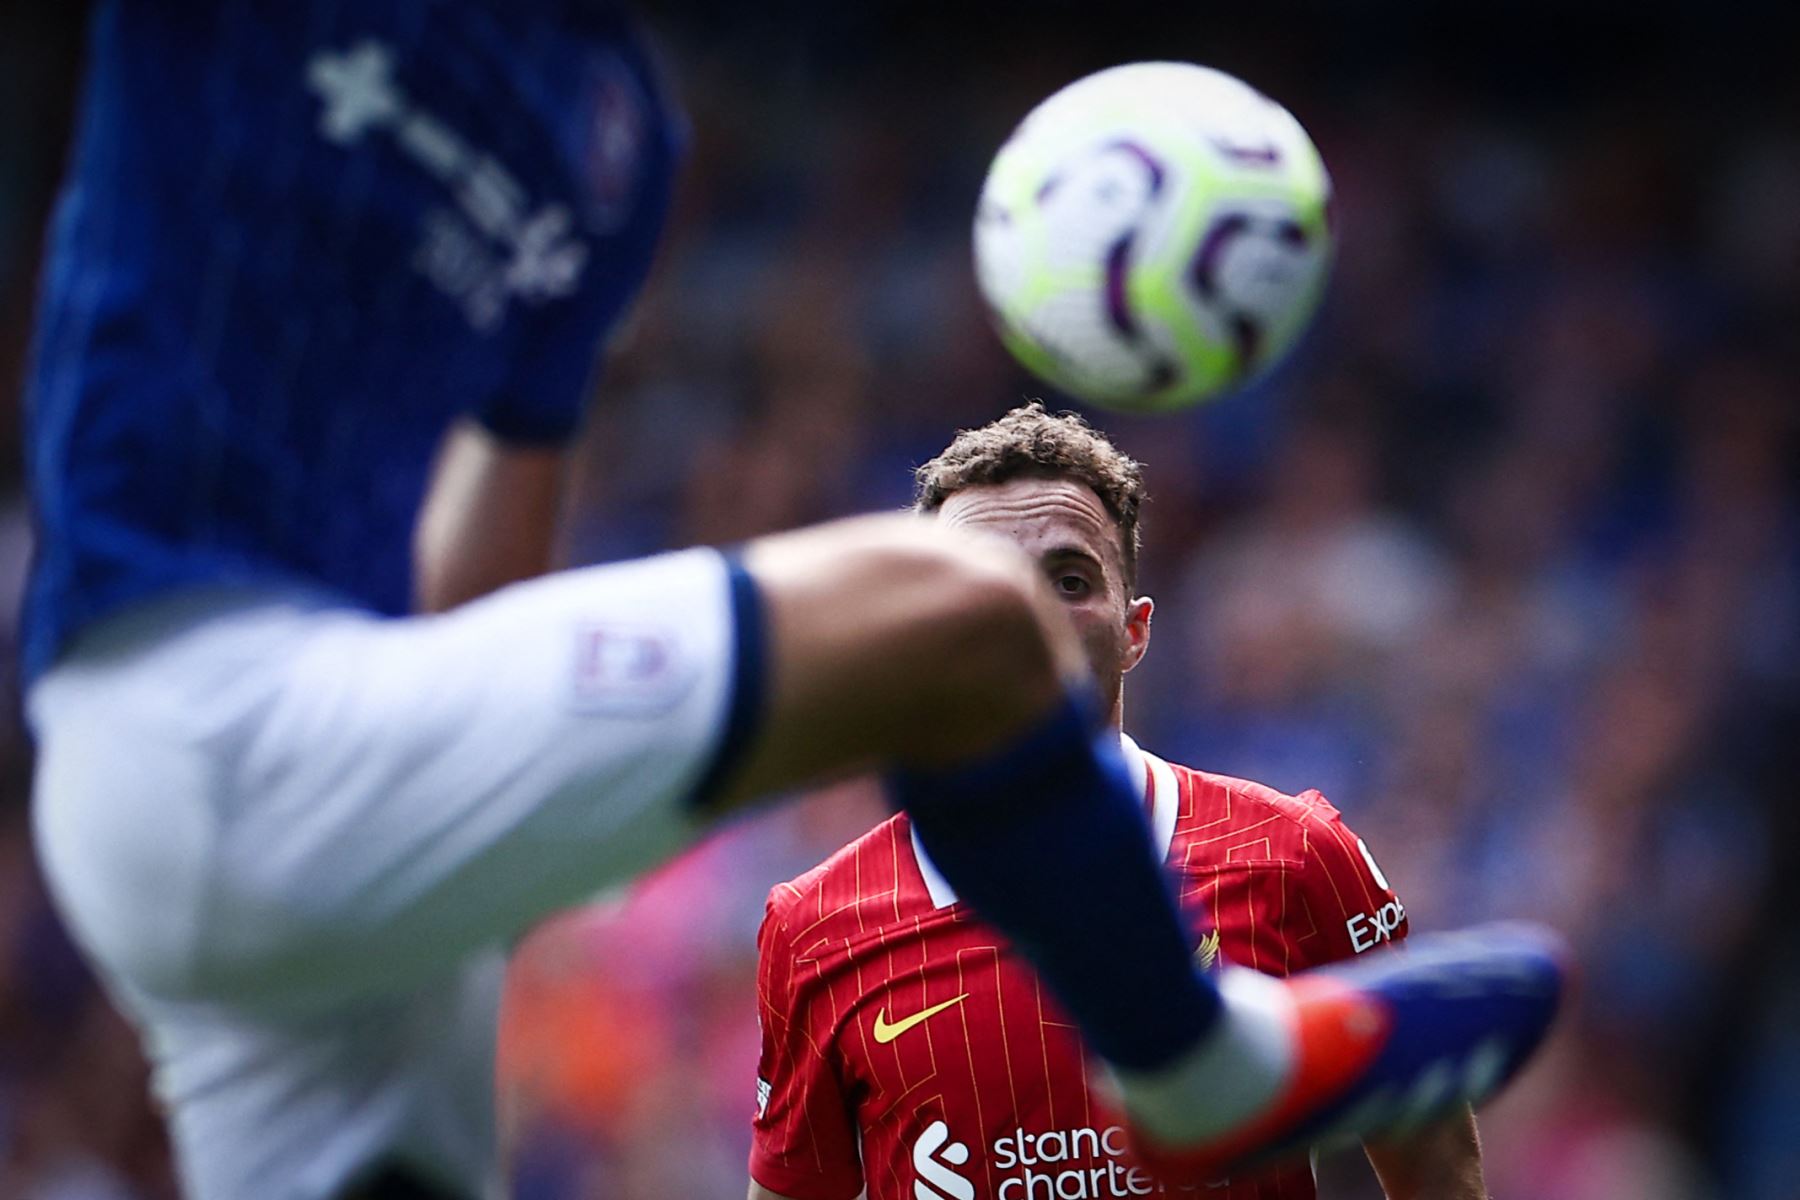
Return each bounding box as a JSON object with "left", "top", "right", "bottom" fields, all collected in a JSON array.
[{"left": 873, "top": 993, "right": 970, "bottom": 1044}]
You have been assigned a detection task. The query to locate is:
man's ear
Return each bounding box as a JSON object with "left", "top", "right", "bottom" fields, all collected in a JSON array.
[{"left": 1122, "top": 595, "right": 1153, "bottom": 674}]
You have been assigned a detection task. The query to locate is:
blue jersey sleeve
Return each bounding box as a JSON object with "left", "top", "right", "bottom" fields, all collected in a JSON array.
[
  {"left": 471, "top": 17, "right": 680, "bottom": 446},
  {"left": 473, "top": 36, "right": 681, "bottom": 445},
  {"left": 473, "top": 165, "right": 673, "bottom": 445}
]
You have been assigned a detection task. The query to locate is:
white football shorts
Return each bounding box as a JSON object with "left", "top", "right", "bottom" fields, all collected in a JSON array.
[{"left": 28, "top": 547, "right": 762, "bottom": 1200}]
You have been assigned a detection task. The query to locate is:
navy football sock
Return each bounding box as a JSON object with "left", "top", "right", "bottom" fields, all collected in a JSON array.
[{"left": 891, "top": 694, "right": 1219, "bottom": 1070}]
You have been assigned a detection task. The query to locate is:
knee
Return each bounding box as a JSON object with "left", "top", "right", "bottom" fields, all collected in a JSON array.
[
  {"left": 859, "top": 523, "right": 1066, "bottom": 704},
  {"left": 739, "top": 515, "right": 1082, "bottom": 765},
  {"left": 926, "top": 540, "right": 1052, "bottom": 665}
]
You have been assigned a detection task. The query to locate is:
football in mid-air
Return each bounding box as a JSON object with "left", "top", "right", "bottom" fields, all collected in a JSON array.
[{"left": 973, "top": 62, "right": 1333, "bottom": 413}]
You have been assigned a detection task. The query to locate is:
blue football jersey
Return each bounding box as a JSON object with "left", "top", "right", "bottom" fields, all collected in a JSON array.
[{"left": 21, "top": 0, "right": 682, "bottom": 683}]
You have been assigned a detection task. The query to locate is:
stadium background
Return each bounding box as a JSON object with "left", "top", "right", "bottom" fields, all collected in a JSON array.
[{"left": 1, "top": 3, "right": 1796, "bottom": 1197}]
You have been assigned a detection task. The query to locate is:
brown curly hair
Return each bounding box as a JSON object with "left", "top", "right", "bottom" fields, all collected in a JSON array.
[{"left": 914, "top": 402, "right": 1147, "bottom": 587}]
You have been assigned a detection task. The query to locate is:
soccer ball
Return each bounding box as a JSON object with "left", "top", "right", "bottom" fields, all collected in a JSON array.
[{"left": 973, "top": 62, "right": 1333, "bottom": 413}]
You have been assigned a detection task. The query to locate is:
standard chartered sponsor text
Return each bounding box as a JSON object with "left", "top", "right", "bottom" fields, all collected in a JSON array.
[{"left": 989, "top": 1125, "right": 1219, "bottom": 1197}]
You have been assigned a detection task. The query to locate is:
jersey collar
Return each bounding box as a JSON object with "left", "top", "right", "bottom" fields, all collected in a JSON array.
[{"left": 911, "top": 731, "right": 1181, "bottom": 911}]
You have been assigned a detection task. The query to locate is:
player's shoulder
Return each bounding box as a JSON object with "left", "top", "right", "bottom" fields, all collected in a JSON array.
[
  {"left": 762, "top": 812, "right": 921, "bottom": 929},
  {"left": 1164, "top": 761, "right": 1359, "bottom": 863},
  {"left": 1162, "top": 759, "right": 1408, "bottom": 959}
]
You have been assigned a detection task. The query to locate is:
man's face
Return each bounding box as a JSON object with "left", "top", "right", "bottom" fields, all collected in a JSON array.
[{"left": 936, "top": 476, "right": 1152, "bottom": 724}]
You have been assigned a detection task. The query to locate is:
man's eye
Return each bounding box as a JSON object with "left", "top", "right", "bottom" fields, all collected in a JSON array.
[{"left": 1054, "top": 575, "right": 1090, "bottom": 596}]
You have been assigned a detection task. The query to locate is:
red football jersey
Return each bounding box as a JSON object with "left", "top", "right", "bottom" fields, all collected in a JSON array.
[{"left": 750, "top": 737, "right": 1409, "bottom": 1200}]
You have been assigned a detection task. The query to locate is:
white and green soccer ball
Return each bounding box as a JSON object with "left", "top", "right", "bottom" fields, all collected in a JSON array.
[{"left": 973, "top": 62, "right": 1333, "bottom": 413}]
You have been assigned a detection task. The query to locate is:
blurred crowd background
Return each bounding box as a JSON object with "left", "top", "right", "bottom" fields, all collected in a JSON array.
[{"left": 2, "top": 3, "right": 1797, "bottom": 1199}]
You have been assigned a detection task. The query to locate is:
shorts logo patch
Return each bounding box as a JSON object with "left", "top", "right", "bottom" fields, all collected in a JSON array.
[{"left": 570, "top": 622, "right": 697, "bottom": 716}]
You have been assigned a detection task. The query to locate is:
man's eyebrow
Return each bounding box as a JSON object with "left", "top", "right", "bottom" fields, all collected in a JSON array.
[{"left": 1040, "top": 546, "right": 1105, "bottom": 570}]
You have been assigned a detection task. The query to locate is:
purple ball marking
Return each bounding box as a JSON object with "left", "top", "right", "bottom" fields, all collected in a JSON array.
[
  {"left": 1036, "top": 171, "right": 1066, "bottom": 206},
  {"left": 1106, "top": 139, "right": 1168, "bottom": 196},
  {"left": 1210, "top": 138, "right": 1283, "bottom": 167},
  {"left": 1278, "top": 220, "right": 1307, "bottom": 248},
  {"left": 1189, "top": 212, "right": 1250, "bottom": 298},
  {"left": 1095, "top": 142, "right": 1173, "bottom": 342},
  {"left": 1104, "top": 234, "right": 1139, "bottom": 340}
]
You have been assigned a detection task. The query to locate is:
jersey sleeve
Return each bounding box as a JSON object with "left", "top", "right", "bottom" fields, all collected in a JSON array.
[
  {"left": 473, "top": 207, "right": 668, "bottom": 443},
  {"left": 748, "top": 887, "right": 864, "bottom": 1200},
  {"left": 475, "top": 47, "right": 682, "bottom": 445},
  {"left": 1292, "top": 794, "right": 1410, "bottom": 968}
]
